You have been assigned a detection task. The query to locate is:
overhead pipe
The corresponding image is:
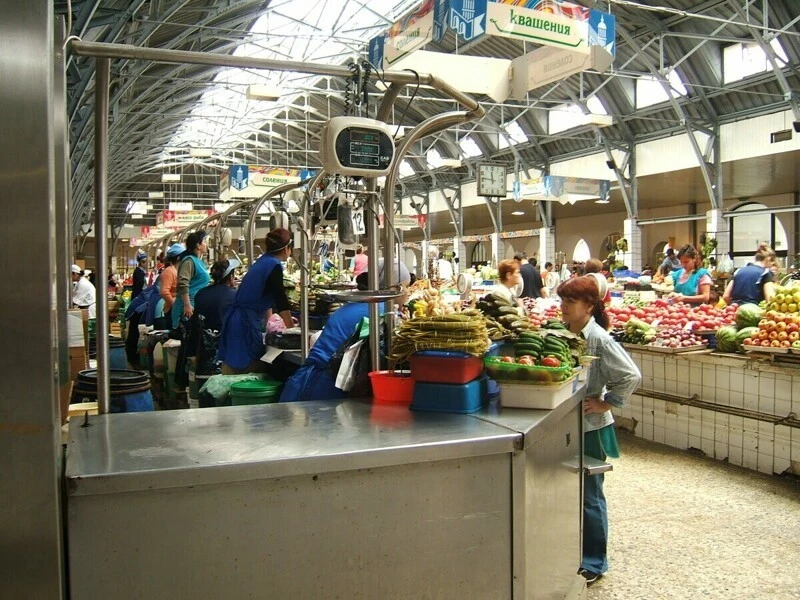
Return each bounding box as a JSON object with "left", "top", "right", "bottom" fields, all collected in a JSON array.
[
  {"left": 94, "top": 58, "right": 111, "bottom": 414},
  {"left": 636, "top": 214, "right": 707, "bottom": 226},
  {"left": 70, "top": 41, "right": 481, "bottom": 114}
]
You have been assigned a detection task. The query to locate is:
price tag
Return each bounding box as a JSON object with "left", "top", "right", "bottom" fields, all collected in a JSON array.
[{"left": 351, "top": 208, "right": 366, "bottom": 235}]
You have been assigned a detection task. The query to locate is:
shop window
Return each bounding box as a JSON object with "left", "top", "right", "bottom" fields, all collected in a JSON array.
[
  {"left": 729, "top": 202, "right": 788, "bottom": 268},
  {"left": 573, "top": 239, "right": 591, "bottom": 263}
]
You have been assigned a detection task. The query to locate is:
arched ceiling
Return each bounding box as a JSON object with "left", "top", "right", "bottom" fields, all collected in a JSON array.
[{"left": 57, "top": 0, "right": 800, "bottom": 232}]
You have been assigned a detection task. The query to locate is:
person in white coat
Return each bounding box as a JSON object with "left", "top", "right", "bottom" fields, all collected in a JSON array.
[{"left": 71, "top": 264, "right": 96, "bottom": 318}]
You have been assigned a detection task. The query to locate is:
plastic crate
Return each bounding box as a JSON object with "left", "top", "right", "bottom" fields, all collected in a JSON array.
[
  {"left": 409, "top": 350, "right": 484, "bottom": 384},
  {"left": 484, "top": 356, "right": 573, "bottom": 385},
  {"left": 499, "top": 375, "right": 580, "bottom": 410},
  {"left": 410, "top": 377, "right": 488, "bottom": 414}
]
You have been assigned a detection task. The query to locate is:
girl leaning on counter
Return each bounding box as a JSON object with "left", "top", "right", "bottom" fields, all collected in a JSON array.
[
  {"left": 218, "top": 228, "right": 294, "bottom": 374},
  {"left": 558, "top": 275, "right": 641, "bottom": 586}
]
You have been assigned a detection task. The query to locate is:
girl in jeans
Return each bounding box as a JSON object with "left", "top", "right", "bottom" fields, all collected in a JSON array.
[{"left": 558, "top": 276, "right": 641, "bottom": 586}]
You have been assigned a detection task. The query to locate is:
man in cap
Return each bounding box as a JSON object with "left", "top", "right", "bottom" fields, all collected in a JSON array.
[
  {"left": 132, "top": 252, "right": 148, "bottom": 299},
  {"left": 71, "top": 264, "right": 96, "bottom": 317}
]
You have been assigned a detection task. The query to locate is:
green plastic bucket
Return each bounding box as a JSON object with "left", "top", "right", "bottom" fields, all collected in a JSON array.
[{"left": 229, "top": 379, "right": 283, "bottom": 406}]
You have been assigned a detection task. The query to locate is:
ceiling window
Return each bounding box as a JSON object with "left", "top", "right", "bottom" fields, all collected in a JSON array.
[
  {"left": 426, "top": 148, "right": 444, "bottom": 169},
  {"left": 168, "top": 0, "right": 421, "bottom": 155},
  {"left": 398, "top": 160, "right": 416, "bottom": 178},
  {"left": 636, "top": 70, "right": 688, "bottom": 109},
  {"left": 497, "top": 120, "right": 527, "bottom": 149},
  {"left": 458, "top": 135, "right": 483, "bottom": 158},
  {"left": 724, "top": 39, "right": 789, "bottom": 84},
  {"left": 548, "top": 96, "right": 608, "bottom": 135}
]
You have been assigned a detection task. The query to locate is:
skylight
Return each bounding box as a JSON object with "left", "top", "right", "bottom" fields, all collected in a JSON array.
[
  {"left": 548, "top": 96, "right": 608, "bottom": 135},
  {"left": 398, "top": 160, "right": 416, "bottom": 178},
  {"left": 459, "top": 135, "right": 483, "bottom": 158},
  {"left": 426, "top": 148, "right": 444, "bottom": 169},
  {"left": 636, "top": 70, "right": 688, "bottom": 109},
  {"left": 167, "top": 0, "right": 421, "bottom": 159},
  {"left": 498, "top": 120, "right": 527, "bottom": 149},
  {"left": 723, "top": 39, "right": 789, "bottom": 84}
]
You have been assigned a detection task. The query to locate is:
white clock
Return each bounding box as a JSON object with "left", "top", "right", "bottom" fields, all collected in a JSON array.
[{"left": 477, "top": 163, "right": 507, "bottom": 197}]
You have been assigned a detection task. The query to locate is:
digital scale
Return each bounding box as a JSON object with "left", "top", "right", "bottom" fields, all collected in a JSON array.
[{"left": 320, "top": 116, "right": 395, "bottom": 177}]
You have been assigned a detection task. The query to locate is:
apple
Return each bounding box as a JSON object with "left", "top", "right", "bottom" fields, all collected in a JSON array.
[
  {"left": 790, "top": 332, "right": 800, "bottom": 342},
  {"left": 761, "top": 340, "right": 772, "bottom": 347},
  {"left": 771, "top": 340, "right": 782, "bottom": 347},
  {"left": 780, "top": 340, "right": 791, "bottom": 348},
  {"left": 792, "top": 340, "right": 800, "bottom": 349}
]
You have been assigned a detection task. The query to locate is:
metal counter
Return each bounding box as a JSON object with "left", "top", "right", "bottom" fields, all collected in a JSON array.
[{"left": 67, "top": 394, "right": 586, "bottom": 600}]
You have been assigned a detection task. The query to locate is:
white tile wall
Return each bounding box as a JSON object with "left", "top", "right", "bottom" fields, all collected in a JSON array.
[{"left": 625, "top": 349, "right": 798, "bottom": 476}]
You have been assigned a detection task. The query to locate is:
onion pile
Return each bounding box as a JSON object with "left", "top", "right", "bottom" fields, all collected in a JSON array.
[{"left": 648, "top": 327, "right": 707, "bottom": 349}]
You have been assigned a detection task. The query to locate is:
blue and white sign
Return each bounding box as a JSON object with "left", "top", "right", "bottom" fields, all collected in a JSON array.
[
  {"left": 368, "top": 34, "right": 385, "bottom": 70},
  {"left": 230, "top": 164, "right": 248, "bottom": 191},
  {"left": 512, "top": 180, "right": 521, "bottom": 202},
  {"left": 434, "top": 0, "right": 451, "bottom": 42},
  {"left": 299, "top": 169, "right": 316, "bottom": 181},
  {"left": 449, "top": 0, "right": 489, "bottom": 43},
  {"left": 588, "top": 10, "right": 616, "bottom": 57}
]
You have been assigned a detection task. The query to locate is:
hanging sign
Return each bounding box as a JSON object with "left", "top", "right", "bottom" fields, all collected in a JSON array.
[
  {"left": 156, "top": 209, "right": 214, "bottom": 230},
  {"left": 486, "top": 1, "right": 615, "bottom": 56},
  {"left": 449, "top": 0, "right": 489, "bottom": 43},
  {"left": 230, "top": 164, "right": 248, "bottom": 191},
  {"left": 369, "top": 0, "right": 446, "bottom": 69},
  {"left": 377, "top": 214, "right": 424, "bottom": 230}
]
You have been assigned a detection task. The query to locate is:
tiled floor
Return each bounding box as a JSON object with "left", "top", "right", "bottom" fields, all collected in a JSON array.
[{"left": 588, "top": 431, "right": 800, "bottom": 600}]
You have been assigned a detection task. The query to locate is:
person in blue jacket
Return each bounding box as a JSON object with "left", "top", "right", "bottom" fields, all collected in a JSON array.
[
  {"left": 171, "top": 230, "right": 210, "bottom": 328},
  {"left": 218, "top": 228, "right": 294, "bottom": 374},
  {"left": 280, "top": 267, "right": 410, "bottom": 403}
]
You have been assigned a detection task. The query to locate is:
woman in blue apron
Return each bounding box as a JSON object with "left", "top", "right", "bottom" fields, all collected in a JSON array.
[
  {"left": 669, "top": 244, "right": 712, "bottom": 305},
  {"left": 218, "top": 228, "right": 294, "bottom": 374},
  {"left": 171, "top": 231, "right": 211, "bottom": 328},
  {"left": 280, "top": 269, "right": 410, "bottom": 403}
]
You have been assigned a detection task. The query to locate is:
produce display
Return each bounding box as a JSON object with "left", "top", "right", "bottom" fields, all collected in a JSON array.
[
  {"left": 764, "top": 285, "right": 800, "bottom": 314},
  {"left": 615, "top": 317, "right": 657, "bottom": 345},
  {"left": 647, "top": 327, "right": 707, "bottom": 349},
  {"left": 607, "top": 300, "right": 737, "bottom": 331},
  {"left": 475, "top": 293, "right": 535, "bottom": 339},
  {"left": 511, "top": 330, "right": 580, "bottom": 368},
  {"left": 390, "top": 312, "right": 490, "bottom": 364},
  {"left": 484, "top": 356, "right": 573, "bottom": 384},
  {"left": 408, "top": 280, "right": 458, "bottom": 317},
  {"left": 740, "top": 309, "right": 800, "bottom": 350}
]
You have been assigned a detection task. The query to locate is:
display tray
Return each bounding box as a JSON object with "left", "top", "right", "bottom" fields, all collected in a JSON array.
[
  {"left": 741, "top": 344, "right": 792, "bottom": 354},
  {"left": 499, "top": 374, "right": 579, "bottom": 410},
  {"left": 328, "top": 289, "right": 403, "bottom": 303},
  {"left": 623, "top": 343, "right": 708, "bottom": 354}
]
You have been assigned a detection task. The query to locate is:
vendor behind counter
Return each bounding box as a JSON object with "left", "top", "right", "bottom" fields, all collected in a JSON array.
[{"left": 280, "top": 266, "right": 410, "bottom": 403}]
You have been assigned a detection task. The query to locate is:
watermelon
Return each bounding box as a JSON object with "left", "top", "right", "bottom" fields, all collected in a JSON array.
[
  {"left": 735, "top": 327, "right": 759, "bottom": 350},
  {"left": 715, "top": 325, "right": 739, "bottom": 353},
  {"left": 735, "top": 303, "right": 763, "bottom": 329}
]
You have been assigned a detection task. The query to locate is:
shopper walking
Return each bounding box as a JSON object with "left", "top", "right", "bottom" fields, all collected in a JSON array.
[
  {"left": 669, "top": 244, "right": 712, "bottom": 305},
  {"left": 218, "top": 228, "right": 294, "bottom": 374},
  {"left": 543, "top": 261, "right": 560, "bottom": 296},
  {"left": 722, "top": 244, "right": 777, "bottom": 305},
  {"left": 515, "top": 252, "right": 546, "bottom": 299},
  {"left": 352, "top": 245, "right": 368, "bottom": 278},
  {"left": 557, "top": 276, "right": 641, "bottom": 586},
  {"left": 171, "top": 231, "right": 210, "bottom": 329}
]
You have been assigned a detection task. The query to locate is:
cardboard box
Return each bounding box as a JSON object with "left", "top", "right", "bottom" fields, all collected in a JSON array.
[{"left": 70, "top": 346, "right": 88, "bottom": 381}]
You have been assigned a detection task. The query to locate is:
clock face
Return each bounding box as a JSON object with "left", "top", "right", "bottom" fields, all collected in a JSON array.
[{"left": 477, "top": 164, "right": 507, "bottom": 197}]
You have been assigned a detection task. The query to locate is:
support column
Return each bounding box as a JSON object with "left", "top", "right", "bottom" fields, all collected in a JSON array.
[
  {"left": 705, "top": 208, "right": 730, "bottom": 267},
  {"left": 623, "top": 218, "right": 642, "bottom": 272},
  {"left": 452, "top": 236, "right": 466, "bottom": 275},
  {"left": 491, "top": 233, "right": 501, "bottom": 267},
  {"left": 538, "top": 227, "right": 555, "bottom": 266}
]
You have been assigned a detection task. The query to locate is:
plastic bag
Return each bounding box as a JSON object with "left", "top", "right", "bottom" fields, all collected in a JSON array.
[
  {"left": 335, "top": 339, "right": 366, "bottom": 392},
  {"left": 267, "top": 313, "right": 286, "bottom": 334}
]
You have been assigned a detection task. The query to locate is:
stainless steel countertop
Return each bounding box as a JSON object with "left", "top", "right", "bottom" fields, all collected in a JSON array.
[
  {"left": 475, "top": 385, "right": 585, "bottom": 449},
  {"left": 66, "top": 400, "right": 519, "bottom": 497}
]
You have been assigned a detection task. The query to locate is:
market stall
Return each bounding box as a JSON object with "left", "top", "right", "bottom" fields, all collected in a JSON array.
[{"left": 66, "top": 394, "right": 586, "bottom": 599}]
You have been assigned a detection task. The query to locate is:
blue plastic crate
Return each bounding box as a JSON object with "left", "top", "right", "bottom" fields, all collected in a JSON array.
[{"left": 410, "top": 377, "right": 488, "bottom": 414}]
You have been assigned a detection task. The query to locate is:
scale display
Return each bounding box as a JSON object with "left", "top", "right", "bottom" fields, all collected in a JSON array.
[{"left": 320, "top": 117, "right": 395, "bottom": 177}]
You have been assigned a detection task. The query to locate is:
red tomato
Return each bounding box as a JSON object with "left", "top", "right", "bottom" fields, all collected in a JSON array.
[{"left": 540, "top": 356, "right": 561, "bottom": 368}]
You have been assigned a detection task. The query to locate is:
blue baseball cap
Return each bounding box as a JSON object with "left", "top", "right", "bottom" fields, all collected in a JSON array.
[{"left": 166, "top": 243, "right": 186, "bottom": 258}]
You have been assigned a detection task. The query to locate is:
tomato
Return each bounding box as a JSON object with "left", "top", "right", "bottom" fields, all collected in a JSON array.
[
  {"left": 540, "top": 356, "right": 561, "bottom": 368},
  {"left": 517, "top": 356, "right": 535, "bottom": 365},
  {"left": 499, "top": 356, "right": 515, "bottom": 363}
]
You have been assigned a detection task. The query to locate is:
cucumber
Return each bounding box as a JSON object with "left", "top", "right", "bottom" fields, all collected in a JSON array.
[
  {"left": 519, "top": 331, "right": 544, "bottom": 340},
  {"left": 514, "top": 344, "right": 542, "bottom": 355},
  {"left": 497, "top": 306, "right": 520, "bottom": 316}
]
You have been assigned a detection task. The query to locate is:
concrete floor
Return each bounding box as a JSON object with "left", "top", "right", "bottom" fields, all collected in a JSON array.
[{"left": 588, "top": 431, "right": 800, "bottom": 600}]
